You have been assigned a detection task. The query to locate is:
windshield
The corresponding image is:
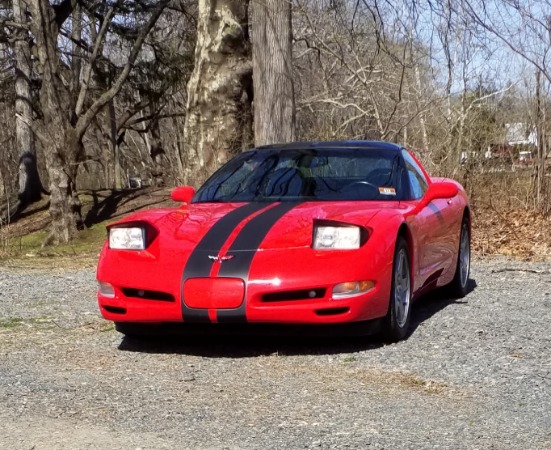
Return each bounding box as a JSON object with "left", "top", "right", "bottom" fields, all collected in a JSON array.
[{"left": 194, "top": 148, "right": 403, "bottom": 203}]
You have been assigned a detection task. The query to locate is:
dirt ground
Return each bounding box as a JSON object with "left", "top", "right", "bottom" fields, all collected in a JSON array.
[{"left": 1, "top": 259, "right": 550, "bottom": 449}]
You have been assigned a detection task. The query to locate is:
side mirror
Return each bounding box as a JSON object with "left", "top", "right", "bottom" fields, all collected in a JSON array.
[
  {"left": 424, "top": 181, "right": 458, "bottom": 203},
  {"left": 171, "top": 186, "right": 195, "bottom": 204}
]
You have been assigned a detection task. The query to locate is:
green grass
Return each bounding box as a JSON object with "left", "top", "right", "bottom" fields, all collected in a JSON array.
[
  {"left": 4, "top": 222, "right": 107, "bottom": 256},
  {"left": 342, "top": 356, "right": 357, "bottom": 363},
  {"left": 0, "top": 318, "right": 24, "bottom": 329},
  {"left": 98, "top": 322, "right": 115, "bottom": 332},
  {"left": 0, "top": 221, "right": 108, "bottom": 268},
  {"left": 0, "top": 316, "right": 53, "bottom": 329}
]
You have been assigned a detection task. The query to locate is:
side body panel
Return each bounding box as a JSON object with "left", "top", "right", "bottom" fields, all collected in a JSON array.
[{"left": 401, "top": 176, "right": 469, "bottom": 292}]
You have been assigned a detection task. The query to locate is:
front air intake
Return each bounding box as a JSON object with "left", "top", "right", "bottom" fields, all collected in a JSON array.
[
  {"left": 314, "top": 307, "right": 349, "bottom": 316},
  {"left": 103, "top": 305, "right": 126, "bottom": 314},
  {"left": 122, "top": 288, "right": 175, "bottom": 302},
  {"left": 262, "top": 288, "right": 326, "bottom": 302}
]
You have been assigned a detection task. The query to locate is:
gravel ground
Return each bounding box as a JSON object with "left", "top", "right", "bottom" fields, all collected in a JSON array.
[{"left": 0, "top": 257, "right": 550, "bottom": 449}]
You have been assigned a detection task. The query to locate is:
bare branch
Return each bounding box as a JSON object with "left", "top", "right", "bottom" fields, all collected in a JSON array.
[
  {"left": 74, "top": 5, "right": 116, "bottom": 116},
  {"left": 75, "top": 0, "right": 170, "bottom": 140}
]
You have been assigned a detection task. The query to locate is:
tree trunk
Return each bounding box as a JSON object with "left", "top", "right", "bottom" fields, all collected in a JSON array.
[
  {"left": 150, "top": 116, "right": 165, "bottom": 187},
  {"left": 109, "top": 100, "right": 122, "bottom": 190},
  {"left": 0, "top": 163, "right": 5, "bottom": 199},
  {"left": 42, "top": 130, "right": 83, "bottom": 244},
  {"left": 27, "top": 0, "right": 84, "bottom": 243},
  {"left": 252, "top": 0, "right": 296, "bottom": 146},
  {"left": 535, "top": 69, "right": 547, "bottom": 212},
  {"left": 414, "top": 65, "right": 429, "bottom": 154},
  {"left": 241, "top": 85, "right": 254, "bottom": 150},
  {"left": 13, "top": 0, "right": 43, "bottom": 207},
  {"left": 182, "top": 0, "right": 252, "bottom": 187},
  {"left": 171, "top": 115, "right": 186, "bottom": 183}
]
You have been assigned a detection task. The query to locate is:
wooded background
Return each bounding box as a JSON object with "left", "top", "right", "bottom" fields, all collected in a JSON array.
[{"left": 0, "top": 0, "right": 549, "bottom": 243}]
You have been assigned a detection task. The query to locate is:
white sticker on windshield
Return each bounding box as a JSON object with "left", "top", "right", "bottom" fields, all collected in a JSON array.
[{"left": 379, "top": 187, "right": 396, "bottom": 196}]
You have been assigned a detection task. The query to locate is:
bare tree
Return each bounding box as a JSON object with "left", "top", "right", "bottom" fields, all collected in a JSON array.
[
  {"left": 535, "top": 69, "right": 549, "bottom": 213},
  {"left": 293, "top": 0, "right": 438, "bottom": 150},
  {"left": 252, "top": 0, "right": 295, "bottom": 146},
  {"left": 23, "top": 0, "right": 170, "bottom": 243},
  {"left": 455, "top": 0, "right": 551, "bottom": 210},
  {"left": 182, "top": 0, "right": 252, "bottom": 187},
  {"left": 12, "top": 0, "right": 44, "bottom": 211}
]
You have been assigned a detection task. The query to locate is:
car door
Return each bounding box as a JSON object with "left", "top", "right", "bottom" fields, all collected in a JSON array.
[
  {"left": 401, "top": 151, "right": 451, "bottom": 285},
  {"left": 424, "top": 193, "right": 457, "bottom": 270}
]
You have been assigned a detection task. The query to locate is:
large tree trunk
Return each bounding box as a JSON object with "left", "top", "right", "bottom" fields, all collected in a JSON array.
[
  {"left": 43, "top": 129, "right": 83, "bottom": 244},
  {"left": 27, "top": 0, "right": 83, "bottom": 244},
  {"left": 13, "top": 0, "right": 43, "bottom": 207},
  {"left": 252, "top": 0, "right": 295, "bottom": 146},
  {"left": 182, "top": 0, "right": 252, "bottom": 187}
]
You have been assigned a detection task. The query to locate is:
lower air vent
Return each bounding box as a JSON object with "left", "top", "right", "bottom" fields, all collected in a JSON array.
[
  {"left": 122, "top": 288, "right": 175, "bottom": 302},
  {"left": 103, "top": 305, "right": 126, "bottom": 314},
  {"left": 262, "top": 288, "right": 326, "bottom": 302},
  {"left": 314, "top": 307, "right": 349, "bottom": 316}
]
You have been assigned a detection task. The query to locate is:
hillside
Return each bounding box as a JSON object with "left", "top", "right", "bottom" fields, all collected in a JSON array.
[{"left": 0, "top": 188, "right": 174, "bottom": 267}]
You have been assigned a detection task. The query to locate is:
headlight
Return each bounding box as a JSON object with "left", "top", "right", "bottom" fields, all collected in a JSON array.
[
  {"left": 313, "top": 225, "right": 361, "bottom": 250},
  {"left": 332, "top": 280, "right": 375, "bottom": 299},
  {"left": 109, "top": 227, "right": 146, "bottom": 250},
  {"left": 98, "top": 281, "right": 115, "bottom": 298}
]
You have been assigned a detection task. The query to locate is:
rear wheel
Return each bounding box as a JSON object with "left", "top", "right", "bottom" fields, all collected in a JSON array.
[
  {"left": 383, "top": 237, "right": 412, "bottom": 342},
  {"left": 448, "top": 218, "right": 471, "bottom": 298}
]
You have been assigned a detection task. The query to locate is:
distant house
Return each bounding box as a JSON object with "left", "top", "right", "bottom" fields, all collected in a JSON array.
[
  {"left": 505, "top": 123, "right": 537, "bottom": 146},
  {"left": 462, "top": 123, "right": 545, "bottom": 169},
  {"left": 480, "top": 144, "right": 514, "bottom": 170}
]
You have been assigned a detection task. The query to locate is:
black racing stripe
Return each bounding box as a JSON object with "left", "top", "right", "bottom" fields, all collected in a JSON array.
[
  {"left": 217, "top": 202, "right": 302, "bottom": 323},
  {"left": 181, "top": 202, "right": 268, "bottom": 322},
  {"left": 428, "top": 202, "right": 445, "bottom": 223}
]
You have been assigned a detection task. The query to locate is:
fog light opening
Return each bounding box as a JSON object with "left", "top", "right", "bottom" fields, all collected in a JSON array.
[
  {"left": 98, "top": 281, "right": 115, "bottom": 298},
  {"left": 332, "top": 280, "right": 375, "bottom": 299}
]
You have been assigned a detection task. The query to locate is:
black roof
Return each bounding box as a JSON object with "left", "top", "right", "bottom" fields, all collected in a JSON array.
[{"left": 256, "top": 140, "right": 403, "bottom": 153}]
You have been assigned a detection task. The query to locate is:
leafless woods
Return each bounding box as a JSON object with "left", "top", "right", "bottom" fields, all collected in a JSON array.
[{"left": 0, "top": 0, "right": 549, "bottom": 242}]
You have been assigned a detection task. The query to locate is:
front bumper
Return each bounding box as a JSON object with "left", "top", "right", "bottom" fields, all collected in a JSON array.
[
  {"left": 97, "top": 243, "right": 393, "bottom": 326},
  {"left": 98, "top": 280, "right": 389, "bottom": 325}
]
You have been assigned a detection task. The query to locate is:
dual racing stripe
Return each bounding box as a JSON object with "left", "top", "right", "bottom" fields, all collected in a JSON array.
[
  {"left": 181, "top": 202, "right": 301, "bottom": 322},
  {"left": 216, "top": 202, "right": 300, "bottom": 323},
  {"left": 181, "top": 202, "right": 267, "bottom": 322}
]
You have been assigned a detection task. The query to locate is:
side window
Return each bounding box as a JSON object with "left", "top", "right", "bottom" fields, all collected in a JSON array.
[{"left": 402, "top": 150, "right": 428, "bottom": 200}]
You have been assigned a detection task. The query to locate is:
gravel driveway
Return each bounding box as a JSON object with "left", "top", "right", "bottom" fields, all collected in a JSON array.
[{"left": 0, "top": 257, "right": 550, "bottom": 449}]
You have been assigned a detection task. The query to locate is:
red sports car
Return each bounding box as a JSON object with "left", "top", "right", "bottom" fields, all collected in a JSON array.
[{"left": 97, "top": 141, "right": 470, "bottom": 341}]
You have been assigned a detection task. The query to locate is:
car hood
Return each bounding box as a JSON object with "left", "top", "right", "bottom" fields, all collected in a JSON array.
[
  {"left": 251, "top": 201, "right": 395, "bottom": 250},
  {"left": 115, "top": 201, "right": 402, "bottom": 252}
]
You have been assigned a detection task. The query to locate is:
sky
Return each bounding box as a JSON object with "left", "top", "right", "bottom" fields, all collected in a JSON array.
[{"left": 369, "top": 0, "right": 551, "bottom": 96}]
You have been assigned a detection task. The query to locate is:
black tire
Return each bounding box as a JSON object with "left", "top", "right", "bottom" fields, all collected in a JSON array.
[
  {"left": 447, "top": 218, "right": 471, "bottom": 298},
  {"left": 383, "top": 236, "right": 412, "bottom": 342}
]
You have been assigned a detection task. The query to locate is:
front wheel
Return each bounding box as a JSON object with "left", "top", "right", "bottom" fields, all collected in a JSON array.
[
  {"left": 447, "top": 218, "right": 471, "bottom": 298},
  {"left": 383, "top": 237, "right": 412, "bottom": 342}
]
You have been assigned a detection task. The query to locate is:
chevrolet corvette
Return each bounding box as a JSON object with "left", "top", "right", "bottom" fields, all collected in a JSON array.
[{"left": 97, "top": 141, "right": 470, "bottom": 341}]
